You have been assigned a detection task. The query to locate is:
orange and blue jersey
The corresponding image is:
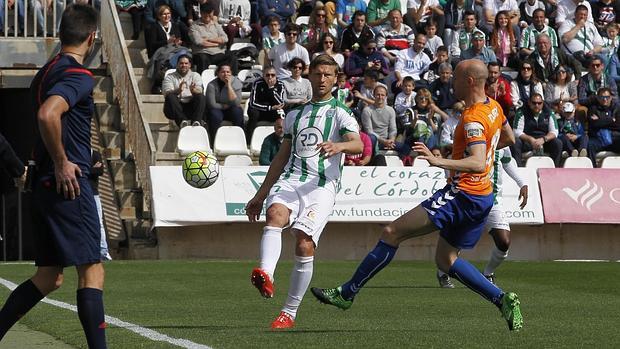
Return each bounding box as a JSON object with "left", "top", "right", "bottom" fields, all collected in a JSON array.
[{"left": 449, "top": 98, "right": 507, "bottom": 196}]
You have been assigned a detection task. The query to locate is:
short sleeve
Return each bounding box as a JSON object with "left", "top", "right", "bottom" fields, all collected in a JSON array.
[
  {"left": 462, "top": 112, "right": 486, "bottom": 146},
  {"left": 338, "top": 109, "right": 359, "bottom": 136},
  {"left": 47, "top": 70, "right": 94, "bottom": 108}
]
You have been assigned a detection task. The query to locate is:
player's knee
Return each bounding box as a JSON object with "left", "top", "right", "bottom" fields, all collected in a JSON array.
[
  {"left": 294, "top": 233, "right": 315, "bottom": 256},
  {"left": 381, "top": 224, "right": 398, "bottom": 241},
  {"left": 496, "top": 236, "right": 510, "bottom": 252},
  {"left": 266, "top": 205, "right": 289, "bottom": 227}
]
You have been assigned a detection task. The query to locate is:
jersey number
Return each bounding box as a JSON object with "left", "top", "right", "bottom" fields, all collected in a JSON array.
[{"left": 486, "top": 130, "right": 501, "bottom": 168}]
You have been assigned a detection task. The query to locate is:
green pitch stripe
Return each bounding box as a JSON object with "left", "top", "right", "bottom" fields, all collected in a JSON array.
[
  {"left": 284, "top": 107, "right": 305, "bottom": 180},
  {"left": 317, "top": 99, "right": 336, "bottom": 187},
  {"left": 300, "top": 103, "right": 320, "bottom": 182}
]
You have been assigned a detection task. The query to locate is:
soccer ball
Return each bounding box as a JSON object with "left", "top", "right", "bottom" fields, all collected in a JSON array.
[{"left": 181, "top": 151, "right": 219, "bottom": 189}]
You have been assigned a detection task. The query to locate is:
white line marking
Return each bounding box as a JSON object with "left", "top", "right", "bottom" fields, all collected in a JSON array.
[
  {"left": 0, "top": 277, "right": 213, "bottom": 349},
  {"left": 554, "top": 259, "right": 610, "bottom": 262}
]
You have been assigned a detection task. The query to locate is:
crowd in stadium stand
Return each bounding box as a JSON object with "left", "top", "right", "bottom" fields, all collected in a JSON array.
[{"left": 124, "top": 0, "right": 620, "bottom": 167}]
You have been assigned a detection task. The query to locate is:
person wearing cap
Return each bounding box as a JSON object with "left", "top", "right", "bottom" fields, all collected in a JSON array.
[
  {"left": 460, "top": 31, "right": 498, "bottom": 64},
  {"left": 558, "top": 101, "right": 588, "bottom": 157}
]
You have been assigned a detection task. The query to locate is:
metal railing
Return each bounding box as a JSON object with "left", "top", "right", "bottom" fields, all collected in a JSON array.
[
  {"left": 100, "top": 0, "right": 156, "bottom": 208},
  {"left": 1, "top": 0, "right": 65, "bottom": 37}
]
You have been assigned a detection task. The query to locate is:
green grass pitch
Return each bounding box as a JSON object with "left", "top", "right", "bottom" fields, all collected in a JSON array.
[{"left": 1, "top": 260, "right": 619, "bottom": 348}]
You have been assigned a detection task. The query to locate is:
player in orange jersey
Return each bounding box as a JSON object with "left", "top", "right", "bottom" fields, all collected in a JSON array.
[{"left": 311, "top": 59, "right": 524, "bottom": 331}]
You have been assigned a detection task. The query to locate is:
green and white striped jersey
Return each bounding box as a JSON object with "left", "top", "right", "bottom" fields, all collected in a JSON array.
[
  {"left": 282, "top": 97, "right": 359, "bottom": 192},
  {"left": 491, "top": 147, "right": 525, "bottom": 205}
]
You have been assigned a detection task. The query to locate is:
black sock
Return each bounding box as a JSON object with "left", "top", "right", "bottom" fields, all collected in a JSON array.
[
  {"left": 0, "top": 279, "right": 44, "bottom": 340},
  {"left": 77, "top": 288, "right": 107, "bottom": 349}
]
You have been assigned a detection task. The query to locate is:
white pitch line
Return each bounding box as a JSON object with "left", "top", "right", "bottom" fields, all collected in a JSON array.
[{"left": 0, "top": 277, "right": 213, "bottom": 349}]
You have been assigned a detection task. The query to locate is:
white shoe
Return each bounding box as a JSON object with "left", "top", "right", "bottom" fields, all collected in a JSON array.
[
  {"left": 579, "top": 148, "right": 588, "bottom": 157},
  {"left": 180, "top": 120, "right": 190, "bottom": 128},
  {"left": 571, "top": 149, "right": 579, "bottom": 157},
  {"left": 192, "top": 120, "right": 202, "bottom": 127}
]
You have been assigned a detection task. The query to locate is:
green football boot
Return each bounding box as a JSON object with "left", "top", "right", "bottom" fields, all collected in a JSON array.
[
  {"left": 501, "top": 292, "right": 523, "bottom": 331},
  {"left": 311, "top": 286, "right": 353, "bottom": 310}
]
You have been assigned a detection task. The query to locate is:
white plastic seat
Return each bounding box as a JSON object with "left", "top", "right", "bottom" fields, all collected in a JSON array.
[
  {"left": 413, "top": 157, "right": 430, "bottom": 167},
  {"left": 201, "top": 69, "right": 216, "bottom": 93},
  {"left": 237, "top": 69, "right": 251, "bottom": 82},
  {"left": 295, "top": 16, "right": 310, "bottom": 25},
  {"left": 250, "top": 126, "right": 274, "bottom": 156},
  {"left": 230, "top": 42, "right": 257, "bottom": 52},
  {"left": 385, "top": 155, "right": 404, "bottom": 167},
  {"left": 596, "top": 151, "right": 620, "bottom": 161},
  {"left": 601, "top": 156, "right": 620, "bottom": 168},
  {"left": 563, "top": 157, "right": 593, "bottom": 168},
  {"left": 525, "top": 156, "right": 555, "bottom": 169},
  {"left": 213, "top": 126, "right": 250, "bottom": 156},
  {"left": 224, "top": 154, "right": 253, "bottom": 166},
  {"left": 176, "top": 126, "right": 211, "bottom": 156}
]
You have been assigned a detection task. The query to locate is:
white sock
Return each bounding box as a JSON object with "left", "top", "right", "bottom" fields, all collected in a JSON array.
[
  {"left": 483, "top": 246, "right": 509, "bottom": 276},
  {"left": 259, "top": 226, "right": 283, "bottom": 281},
  {"left": 281, "top": 255, "right": 314, "bottom": 319}
]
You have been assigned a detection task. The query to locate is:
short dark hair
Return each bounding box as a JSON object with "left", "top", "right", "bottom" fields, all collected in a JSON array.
[
  {"left": 363, "top": 69, "right": 379, "bottom": 80},
  {"left": 216, "top": 63, "right": 232, "bottom": 74},
  {"left": 284, "top": 23, "right": 300, "bottom": 34},
  {"left": 575, "top": 4, "right": 589, "bottom": 14},
  {"left": 425, "top": 20, "right": 437, "bottom": 28},
  {"left": 177, "top": 54, "right": 192, "bottom": 64},
  {"left": 58, "top": 4, "right": 98, "bottom": 46},
  {"left": 287, "top": 57, "right": 306, "bottom": 70},
  {"left": 436, "top": 45, "right": 448, "bottom": 54},
  {"left": 402, "top": 76, "right": 415, "bottom": 85},
  {"left": 464, "top": 10, "right": 477, "bottom": 19},
  {"left": 200, "top": 3, "right": 215, "bottom": 14},
  {"left": 353, "top": 10, "right": 366, "bottom": 20},
  {"left": 267, "top": 15, "right": 280, "bottom": 25},
  {"left": 488, "top": 61, "right": 501, "bottom": 69},
  {"left": 533, "top": 8, "right": 546, "bottom": 17},
  {"left": 598, "top": 87, "right": 612, "bottom": 95}
]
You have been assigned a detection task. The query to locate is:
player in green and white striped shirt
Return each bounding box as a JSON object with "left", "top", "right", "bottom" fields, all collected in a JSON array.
[{"left": 245, "top": 54, "right": 363, "bottom": 330}]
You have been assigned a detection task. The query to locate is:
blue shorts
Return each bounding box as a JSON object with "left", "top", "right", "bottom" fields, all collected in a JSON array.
[
  {"left": 32, "top": 176, "right": 101, "bottom": 267},
  {"left": 421, "top": 185, "right": 494, "bottom": 250}
]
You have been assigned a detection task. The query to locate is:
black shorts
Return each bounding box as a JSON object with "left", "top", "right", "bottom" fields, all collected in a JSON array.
[{"left": 32, "top": 176, "right": 101, "bottom": 267}]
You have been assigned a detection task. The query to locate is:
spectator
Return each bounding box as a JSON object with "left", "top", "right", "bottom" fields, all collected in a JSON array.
[
  {"left": 578, "top": 55, "right": 618, "bottom": 108},
  {"left": 406, "top": 88, "right": 447, "bottom": 149},
  {"left": 366, "top": 0, "right": 402, "bottom": 28},
  {"left": 206, "top": 63, "right": 244, "bottom": 141},
  {"left": 394, "top": 76, "right": 417, "bottom": 133},
  {"left": 300, "top": 7, "right": 338, "bottom": 56},
  {"left": 586, "top": 87, "right": 620, "bottom": 162},
  {"left": 443, "top": 0, "right": 476, "bottom": 53},
  {"left": 353, "top": 70, "right": 387, "bottom": 116},
  {"left": 145, "top": 4, "right": 184, "bottom": 58},
  {"left": 261, "top": 16, "right": 285, "bottom": 66},
  {"left": 518, "top": 0, "right": 548, "bottom": 28},
  {"left": 439, "top": 101, "right": 464, "bottom": 157},
  {"left": 283, "top": 58, "right": 313, "bottom": 111},
  {"left": 490, "top": 11, "right": 517, "bottom": 68},
  {"left": 555, "top": 0, "right": 593, "bottom": 26},
  {"left": 519, "top": 8, "right": 559, "bottom": 59},
  {"left": 334, "top": 0, "right": 368, "bottom": 29},
  {"left": 511, "top": 93, "right": 562, "bottom": 166},
  {"left": 259, "top": 117, "right": 284, "bottom": 165},
  {"left": 313, "top": 33, "right": 346, "bottom": 69},
  {"left": 544, "top": 64, "right": 578, "bottom": 111},
  {"left": 485, "top": 61, "right": 512, "bottom": 116},
  {"left": 162, "top": 54, "right": 206, "bottom": 127},
  {"left": 88, "top": 150, "right": 112, "bottom": 261},
  {"left": 269, "top": 23, "right": 311, "bottom": 79},
  {"left": 185, "top": 0, "right": 213, "bottom": 26},
  {"left": 344, "top": 119, "right": 375, "bottom": 166},
  {"left": 333, "top": 72, "right": 355, "bottom": 107},
  {"left": 377, "top": 9, "right": 415, "bottom": 65},
  {"left": 394, "top": 33, "right": 432, "bottom": 90},
  {"left": 558, "top": 5, "right": 603, "bottom": 66},
  {"left": 116, "top": 0, "right": 146, "bottom": 40},
  {"left": 247, "top": 66, "right": 286, "bottom": 142},
  {"left": 602, "top": 23, "right": 620, "bottom": 68},
  {"left": 429, "top": 62, "right": 456, "bottom": 111},
  {"left": 449, "top": 10, "right": 480, "bottom": 59},
  {"left": 339, "top": 11, "right": 376, "bottom": 56},
  {"left": 481, "top": 0, "right": 520, "bottom": 37},
  {"left": 510, "top": 60, "right": 544, "bottom": 109},
  {"left": 592, "top": 0, "right": 620, "bottom": 35},
  {"left": 530, "top": 33, "right": 582, "bottom": 85},
  {"left": 408, "top": 0, "right": 445, "bottom": 35},
  {"left": 461, "top": 31, "right": 497, "bottom": 64},
  {"left": 145, "top": 0, "right": 188, "bottom": 27},
  {"left": 345, "top": 38, "right": 390, "bottom": 79},
  {"left": 190, "top": 4, "right": 237, "bottom": 74},
  {"left": 558, "top": 102, "right": 588, "bottom": 157},
  {"left": 258, "top": 0, "right": 295, "bottom": 27},
  {"left": 424, "top": 20, "right": 444, "bottom": 58},
  {"left": 218, "top": 0, "right": 256, "bottom": 49},
  {"left": 361, "top": 85, "right": 411, "bottom": 158},
  {"left": 424, "top": 45, "right": 451, "bottom": 83}
]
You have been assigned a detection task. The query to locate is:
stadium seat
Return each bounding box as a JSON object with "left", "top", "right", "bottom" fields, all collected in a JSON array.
[
  {"left": 213, "top": 126, "right": 251, "bottom": 156},
  {"left": 385, "top": 155, "right": 404, "bottom": 167},
  {"left": 413, "top": 157, "right": 430, "bottom": 167},
  {"left": 224, "top": 154, "right": 253, "bottom": 166},
  {"left": 201, "top": 69, "right": 216, "bottom": 93},
  {"left": 230, "top": 42, "right": 257, "bottom": 52},
  {"left": 525, "top": 156, "right": 555, "bottom": 169},
  {"left": 563, "top": 157, "right": 593, "bottom": 168},
  {"left": 295, "top": 16, "right": 310, "bottom": 25},
  {"left": 177, "top": 126, "right": 211, "bottom": 156},
  {"left": 250, "top": 126, "right": 273, "bottom": 156},
  {"left": 601, "top": 156, "right": 620, "bottom": 168}
]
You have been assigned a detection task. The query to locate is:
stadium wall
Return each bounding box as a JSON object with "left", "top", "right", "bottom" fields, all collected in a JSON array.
[{"left": 155, "top": 223, "right": 620, "bottom": 261}]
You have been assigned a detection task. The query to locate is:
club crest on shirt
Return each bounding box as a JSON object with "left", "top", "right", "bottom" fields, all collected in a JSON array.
[{"left": 325, "top": 108, "right": 336, "bottom": 119}]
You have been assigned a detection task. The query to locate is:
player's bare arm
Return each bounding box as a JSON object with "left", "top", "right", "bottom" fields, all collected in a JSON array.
[
  {"left": 316, "top": 132, "right": 363, "bottom": 158},
  {"left": 246, "top": 139, "right": 292, "bottom": 222},
  {"left": 38, "top": 95, "right": 83, "bottom": 200},
  {"left": 413, "top": 141, "right": 487, "bottom": 173},
  {"left": 497, "top": 122, "right": 516, "bottom": 149}
]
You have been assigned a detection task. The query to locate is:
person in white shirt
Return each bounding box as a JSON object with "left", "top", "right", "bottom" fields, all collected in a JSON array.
[
  {"left": 282, "top": 58, "right": 313, "bottom": 111},
  {"left": 555, "top": 0, "right": 594, "bottom": 27},
  {"left": 558, "top": 5, "right": 603, "bottom": 65},
  {"left": 394, "top": 33, "right": 432, "bottom": 90},
  {"left": 218, "top": 0, "right": 255, "bottom": 49},
  {"left": 269, "top": 23, "right": 311, "bottom": 79},
  {"left": 407, "top": 0, "right": 445, "bottom": 35}
]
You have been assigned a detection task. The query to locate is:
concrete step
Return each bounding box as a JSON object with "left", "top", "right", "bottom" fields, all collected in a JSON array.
[
  {"left": 141, "top": 94, "right": 164, "bottom": 103},
  {"left": 95, "top": 104, "right": 122, "bottom": 129},
  {"left": 109, "top": 160, "right": 138, "bottom": 190},
  {"left": 156, "top": 151, "right": 183, "bottom": 166},
  {"left": 126, "top": 39, "right": 146, "bottom": 50},
  {"left": 117, "top": 12, "right": 137, "bottom": 42},
  {"left": 151, "top": 122, "right": 179, "bottom": 153},
  {"left": 136, "top": 73, "right": 153, "bottom": 95},
  {"left": 142, "top": 100, "right": 168, "bottom": 123},
  {"left": 128, "top": 47, "right": 148, "bottom": 69},
  {"left": 101, "top": 130, "right": 125, "bottom": 149},
  {"left": 93, "top": 76, "right": 113, "bottom": 103},
  {"left": 102, "top": 147, "right": 122, "bottom": 160},
  {"left": 116, "top": 188, "right": 143, "bottom": 210}
]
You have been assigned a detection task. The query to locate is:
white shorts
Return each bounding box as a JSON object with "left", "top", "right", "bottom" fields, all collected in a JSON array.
[
  {"left": 485, "top": 204, "right": 510, "bottom": 232},
  {"left": 266, "top": 180, "right": 335, "bottom": 246}
]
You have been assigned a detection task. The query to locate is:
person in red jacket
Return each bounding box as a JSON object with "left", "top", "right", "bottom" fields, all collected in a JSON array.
[{"left": 486, "top": 61, "right": 513, "bottom": 119}]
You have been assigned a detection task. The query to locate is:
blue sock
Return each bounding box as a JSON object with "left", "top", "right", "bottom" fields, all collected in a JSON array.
[
  {"left": 0, "top": 279, "right": 44, "bottom": 340},
  {"left": 77, "top": 288, "right": 107, "bottom": 349},
  {"left": 448, "top": 258, "right": 504, "bottom": 307},
  {"left": 341, "top": 240, "right": 397, "bottom": 300}
]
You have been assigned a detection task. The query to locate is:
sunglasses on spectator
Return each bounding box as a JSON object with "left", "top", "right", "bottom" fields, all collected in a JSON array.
[
  {"left": 291, "top": 66, "right": 303, "bottom": 70},
  {"left": 530, "top": 101, "right": 543, "bottom": 105},
  {"left": 366, "top": 46, "right": 377, "bottom": 51},
  {"left": 598, "top": 95, "right": 611, "bottom": 99},
  {"left": 591, "top": 63, "right": 602, "bottom": 68},
  {"left": 316, "top": 13, "right": 326, "bottom": 17},
  {"left": 324, "top": 41, "right": 334, "bottom": 44},
  {"left": 264, "top": 73, "right": 276, "bottom": 77},
  {"left": 522, "top": 66, "right": 532, "bottom": 71},
  {"left": 418, "top": 97, "right": 430, "bottom": 101},
  {"left": 286, "top": 32, "right": 298, "bottom": 37}
]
